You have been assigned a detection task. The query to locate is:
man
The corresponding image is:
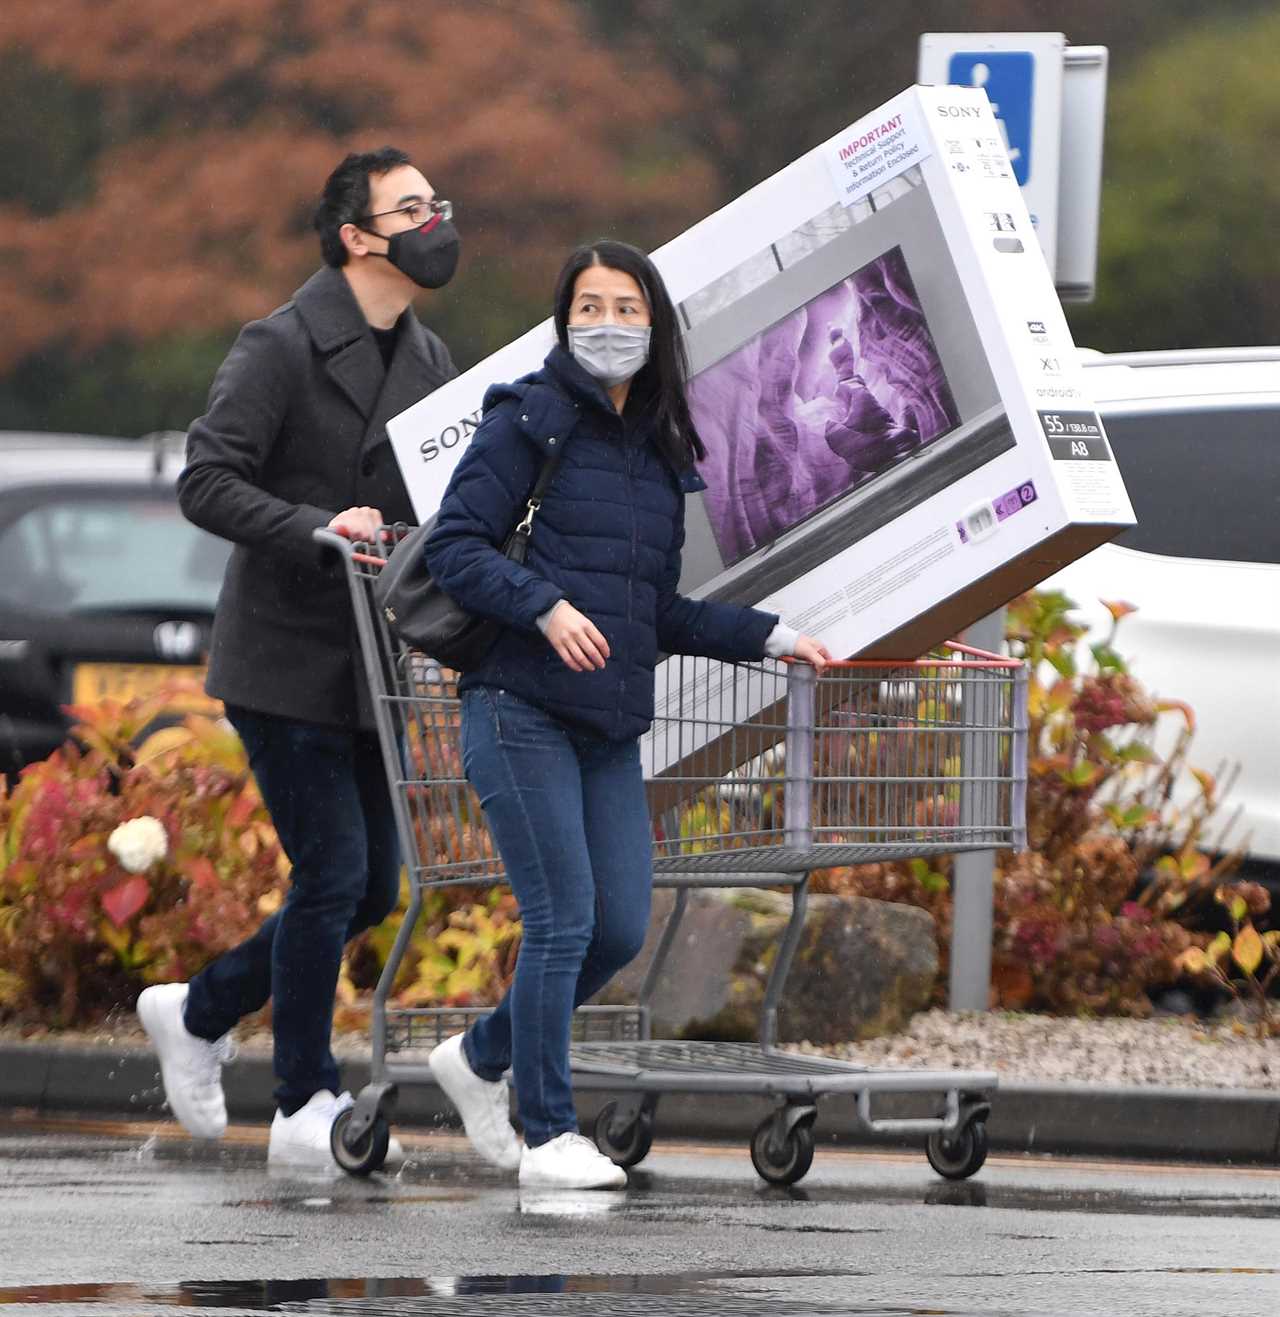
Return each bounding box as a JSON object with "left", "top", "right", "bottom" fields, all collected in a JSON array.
[{"left": 137, "top": 147, "right": 459, "bottom": 1164}]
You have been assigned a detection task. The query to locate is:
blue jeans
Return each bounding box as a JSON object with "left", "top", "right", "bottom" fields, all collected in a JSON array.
[
  {"left": 183, "top": 706, "right": 401, "bottom": 1115},
  {"left": 459, "top": 687, "right": 653, "bottom": 1147}
]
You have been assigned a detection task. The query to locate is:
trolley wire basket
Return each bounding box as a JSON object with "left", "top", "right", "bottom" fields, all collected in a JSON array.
[{"left": 318, "top": 527, "right": 1028, "bottom": 1184}]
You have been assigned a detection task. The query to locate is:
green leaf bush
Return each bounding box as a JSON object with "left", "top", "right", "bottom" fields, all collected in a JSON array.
[
  {"left": 814, "top": 592, "right": 1271, "bottom": 1027},
  {"left": 0, "top": 684, "right": 521, "bottom": 1031},
  {"left": 0, "top": 685, "right": 289, "bottom": 1027},
  {"left": 3, "top": 591, "right": 1269, "bottom": 1034}
]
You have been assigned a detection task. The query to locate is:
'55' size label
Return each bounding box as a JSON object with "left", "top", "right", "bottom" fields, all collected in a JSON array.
[{"left": 1038, "top": 410, "right": 1113, "bottom": 461}]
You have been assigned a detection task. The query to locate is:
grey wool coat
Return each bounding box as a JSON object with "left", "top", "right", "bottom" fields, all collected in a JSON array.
[{"left": 179, "top": 265, "right": 457, "bottom": 727}]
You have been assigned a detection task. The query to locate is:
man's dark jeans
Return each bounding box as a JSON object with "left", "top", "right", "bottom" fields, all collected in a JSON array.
[
  {"left": 183, "top": 706, "right": 401, "bottom": 1116},
  {"left": 458, "top": 687, "right": 653, "bottom": 1147}
]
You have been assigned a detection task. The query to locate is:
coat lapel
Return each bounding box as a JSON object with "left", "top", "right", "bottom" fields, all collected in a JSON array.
[
  {"left": 324, "top": 338, "right": 382, "bottom": 420},
  {"left": 360, "top": 312, "right": 452, "bottom": 456},
  {"left": 293, "top": 267, "right": 451, "bottom": 452},
  {"left": 293, "top": 267, "right": 382, "bottom": 420}
]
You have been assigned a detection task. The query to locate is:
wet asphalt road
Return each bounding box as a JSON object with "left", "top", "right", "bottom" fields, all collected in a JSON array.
[{"left": 0, "top": 1116, "right": 1277, "bottom": 1316}]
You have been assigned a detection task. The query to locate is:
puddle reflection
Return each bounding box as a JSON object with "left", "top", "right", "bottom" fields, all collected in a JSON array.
[
  {"left": 516, "top": 1189, "right": 631, "bottom": 1218},
  {"left": 0, "top": 1269, "right": 877, "bottom": 1308}
]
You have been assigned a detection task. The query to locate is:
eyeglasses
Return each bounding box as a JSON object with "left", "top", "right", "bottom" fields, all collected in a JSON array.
[{"left": 358, "top": 199, "right": 453, "bottom": 227}]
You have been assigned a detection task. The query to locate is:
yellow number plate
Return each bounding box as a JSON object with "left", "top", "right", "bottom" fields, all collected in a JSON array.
[{"left": 71, "top": 663, "right": 221, "bottom": 715}]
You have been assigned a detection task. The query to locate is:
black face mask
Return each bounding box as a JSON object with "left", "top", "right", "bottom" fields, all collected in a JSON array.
[{"left": 362, "top": 216, "right": 460, "bottom": 289}]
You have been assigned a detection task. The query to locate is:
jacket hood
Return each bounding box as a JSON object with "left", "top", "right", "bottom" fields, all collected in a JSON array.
[
  {"left": 481, "top": 344, "right": 621, "bottom": 411},
  {"left": 478, "top": 346, "right": 609, "bottom": 459},
  {"left": 480, "top": 371, "right": 536, "bottom": 415}
]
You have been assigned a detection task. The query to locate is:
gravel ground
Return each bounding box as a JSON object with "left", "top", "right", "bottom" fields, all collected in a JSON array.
[
  {"left": 4, "top": 1007, "right": 1278, "bottom": 1091},
  {"left": 793, "top": 1008, "right": 1280, "bottom": 1090}
]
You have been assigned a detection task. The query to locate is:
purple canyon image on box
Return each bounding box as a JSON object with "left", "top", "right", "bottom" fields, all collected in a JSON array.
[{"left": 687, "top": 247, "right": 961, "bottom": 566}]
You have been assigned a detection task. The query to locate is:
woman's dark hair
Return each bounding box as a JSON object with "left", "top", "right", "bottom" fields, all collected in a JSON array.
[
  {"left": 313, "top": 147, "right": 412, "bottom": 268},
  {"left": 553, "top": 240, "right": 705, "bottom": 469}
]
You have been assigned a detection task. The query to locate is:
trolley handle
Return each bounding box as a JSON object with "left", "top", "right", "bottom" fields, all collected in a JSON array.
[
  {"left": 314, "top": 524, "right": 1021, "bottom": 672},
  {"left": 787, "top": 641, "right": 1020, "bottom": 672},
  {"left": 314, "top": 522, "right": 408, "bottom": 567}
]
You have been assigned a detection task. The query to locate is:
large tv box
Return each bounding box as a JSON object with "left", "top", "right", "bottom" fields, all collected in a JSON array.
[{"left": 387, "top": 84, "right": 1134, "bottom": 774}]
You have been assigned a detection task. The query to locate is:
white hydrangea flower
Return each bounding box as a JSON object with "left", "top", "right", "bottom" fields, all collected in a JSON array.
[{"left": 107, "top": 816, "right": 169, "bottom": 873}]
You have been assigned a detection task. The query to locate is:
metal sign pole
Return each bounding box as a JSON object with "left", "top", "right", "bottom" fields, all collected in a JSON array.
[{"left": 949, "top": 607, "right": 1006, "bottom": 1011}]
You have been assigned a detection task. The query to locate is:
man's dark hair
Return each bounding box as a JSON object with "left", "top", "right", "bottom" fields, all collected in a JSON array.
[
  {"left": 553, "top": 240, "right": 705, "bottom": 470},
  {"left": 313, "top": 147, "right": 412, "bottom": 268}
]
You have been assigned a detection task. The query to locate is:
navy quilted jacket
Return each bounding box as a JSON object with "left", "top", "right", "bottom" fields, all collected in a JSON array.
[{"left": 423, "top": 346, "right": 778, "bottom": 741}]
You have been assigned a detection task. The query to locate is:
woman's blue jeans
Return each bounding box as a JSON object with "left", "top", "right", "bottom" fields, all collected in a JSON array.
[
  {"left": 182, "top": 706, "right": 402, "bottom": 1116},
  {"left": 459, "top": 687, "right": 653, "bottom": 1148}
]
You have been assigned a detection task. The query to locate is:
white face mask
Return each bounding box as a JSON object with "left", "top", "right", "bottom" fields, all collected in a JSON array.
[{"left": 567, "top": 324, "right": 652, "bottom": 388}]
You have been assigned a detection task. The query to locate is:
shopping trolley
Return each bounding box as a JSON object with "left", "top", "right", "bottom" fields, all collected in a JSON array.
[{"left": 318, "top": 528, "right": 1028, "bottom": 1185}]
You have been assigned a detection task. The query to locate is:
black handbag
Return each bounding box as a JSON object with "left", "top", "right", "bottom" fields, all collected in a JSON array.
[{"left": 374, "top": 445, "right": 567, "bottom": 670}]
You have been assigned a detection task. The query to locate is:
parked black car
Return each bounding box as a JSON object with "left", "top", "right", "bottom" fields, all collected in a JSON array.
[{"left": 0, "top": 432, "right": 231, "bottom": 774}]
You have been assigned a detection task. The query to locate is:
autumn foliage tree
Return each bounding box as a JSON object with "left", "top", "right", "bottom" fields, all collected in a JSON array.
[
  {"left": 2, "top": 0, "right": 1275, "bottom": 436},
  {"left": 0, "top": 0, "right": 719, "bottom": 434}
]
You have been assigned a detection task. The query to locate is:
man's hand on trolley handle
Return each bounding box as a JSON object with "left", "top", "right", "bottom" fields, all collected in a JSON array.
[{"left": 328, "top": 506, "right": 386, "bottom": 544}]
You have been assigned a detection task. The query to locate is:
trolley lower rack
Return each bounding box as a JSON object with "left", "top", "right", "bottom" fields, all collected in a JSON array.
[
  {"left": 338, "top": 1025, "right": 995, "bottom": 1185},
  {"left": 569, "top": 1040, "right": 995, "bottom": 1184}
]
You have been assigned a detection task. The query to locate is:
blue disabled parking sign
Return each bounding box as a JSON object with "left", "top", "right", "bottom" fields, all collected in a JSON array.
[{"left": 947, "top": 50, "right": 1034, "bottom": 184}]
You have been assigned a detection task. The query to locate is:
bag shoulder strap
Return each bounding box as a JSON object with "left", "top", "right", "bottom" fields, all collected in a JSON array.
[{"left": 513, "top": 438, "right": 569, "bottom": 537}]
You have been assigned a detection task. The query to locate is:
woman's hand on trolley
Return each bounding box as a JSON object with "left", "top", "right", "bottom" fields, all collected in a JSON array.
[
  {"left": 545, "top": 602, "right": 611, "bottom": 672},
  {"left": 792, "top": 634, "right": 833, "bottom": 671}
]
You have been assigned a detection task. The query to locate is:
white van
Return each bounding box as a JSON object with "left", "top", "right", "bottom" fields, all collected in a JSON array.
[{"left": 1041, "top": 348, "right": 1280, "bottom": 869}]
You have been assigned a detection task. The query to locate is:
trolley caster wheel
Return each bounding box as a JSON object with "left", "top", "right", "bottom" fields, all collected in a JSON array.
[
  {"left": 926, "top": 1119, "right": 989, "bottom": 1180},
  {"left": 330, "top": 1107, "right": 391, "bottom": 1176},
  {"left": 594, "top": 1100, "right": 655, "bottom": 1169},
  {"left": 750, "top": 1114, "right": 815, "bottom": 1186}
]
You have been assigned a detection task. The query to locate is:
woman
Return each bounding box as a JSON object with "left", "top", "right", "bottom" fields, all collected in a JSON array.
[{"left": 424, "top": 240, "right": 830, "bottom": 1190}]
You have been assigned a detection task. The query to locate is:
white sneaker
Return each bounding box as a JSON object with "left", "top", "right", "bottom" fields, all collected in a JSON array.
[
  {"left": 428, "top": 1034, "right": 522, "bottom": 1170},
  {"left": 268, "top": 1089, "right": 354, "bottom": 1165},
  {"left": 518, "top": 1132, "right": 628, "bottom": 1190},
  {"left": 137, "top": 982, "right": 234, "bottom": 1140}
]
